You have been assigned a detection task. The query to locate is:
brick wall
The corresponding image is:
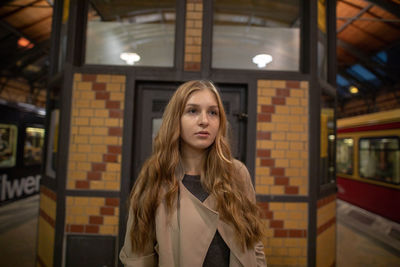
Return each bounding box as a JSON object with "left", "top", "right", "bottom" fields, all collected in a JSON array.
[
  {"left": 256, "top": 80, "right": 309, "bottom": 266},
  {"left": 65, "top": 196, "right": 119, "bottom": 235},
  {"left": 184, "top": 0, "right": 203, "bottom": 71},
  {"left": 316, "top": 194, "right": 336, "bottom": 267},
  {"left": 67, "top": 74, "right": 125, "bottom": 191},
  {"left": 63, "top": 73, "right": 126, "bottom": 240},
  {"left": 37, "top": 186, "right": 56, "bottom": 267},
  {"left": 256, "top": 80, "right": 309, "bottom": 196},
  {"left": 259, "top": 202, "right": 308, "bottom": 266}
]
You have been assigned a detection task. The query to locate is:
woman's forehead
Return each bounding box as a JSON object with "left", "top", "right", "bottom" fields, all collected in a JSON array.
[{"left": 185, "top": 89, "right": 218, "bottom": 105}]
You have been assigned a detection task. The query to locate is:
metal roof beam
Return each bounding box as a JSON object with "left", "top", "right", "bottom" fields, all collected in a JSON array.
[
  {"left": 0, "top": 19, "right": 35, "bottom": 44},
  {"left": 18, "top": 14, "right": 52, "bottom": 32},
  {"left": 366, "top": 0, "right": 400, "bottom": 18},
  {"left": 0, "top": 0, "right": 42, "bottom": 20},
  {"left": 337, "top": 3, "right": 373, "bottom": 33},
  {"left": 337, "top": 39, "right": 397, "bottom": 81}
]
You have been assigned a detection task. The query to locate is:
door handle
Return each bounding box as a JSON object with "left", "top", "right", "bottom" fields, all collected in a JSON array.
[{"left": 233, "top": 112, "right": 248, "bottom": 121}]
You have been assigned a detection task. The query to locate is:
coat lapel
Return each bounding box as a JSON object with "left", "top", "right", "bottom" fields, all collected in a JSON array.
[
  {"left": 217, "top": 219, "right": 257, "bottom": 267},
  {"left": 174, "top": 162, "right": 256, "bottom": 267},
  {"left": 179, "top": 181, "right": 219, "bottom": 266}
]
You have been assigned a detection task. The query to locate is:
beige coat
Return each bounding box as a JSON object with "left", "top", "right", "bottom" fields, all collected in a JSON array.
[{"left": 120, "top": 160, "right": 267, "bottom": 267}]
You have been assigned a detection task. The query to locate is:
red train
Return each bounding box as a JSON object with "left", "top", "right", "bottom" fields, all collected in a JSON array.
[{"left": 336, "top": 108, "right": 400, "bottom": 223}]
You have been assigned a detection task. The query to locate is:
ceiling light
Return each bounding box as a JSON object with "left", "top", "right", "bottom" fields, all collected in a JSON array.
[
  {"left": 252, "top": 54, "right": 273, "bottom": 68},
  {"left": 17, "top": 37, "right": 34, "bottom": 49},
  {"left": 349, "top": 85, "right": 358, "bottom": 94},
  {"left": 120, "top": 52, "right": 140, "bottom": 65}
]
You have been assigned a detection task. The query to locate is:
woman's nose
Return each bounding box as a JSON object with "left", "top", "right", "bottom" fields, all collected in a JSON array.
[{"left": 198, "top": 111, "right": 209, "bottom": 126}]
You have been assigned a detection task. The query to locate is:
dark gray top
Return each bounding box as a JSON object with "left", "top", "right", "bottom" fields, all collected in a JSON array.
[{"left": 182, "top": 174, "right": 230, "bottom": 267}]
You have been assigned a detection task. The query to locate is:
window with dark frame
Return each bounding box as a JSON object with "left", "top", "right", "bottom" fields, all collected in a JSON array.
[
  {"left": 359, "top": 137, "right": 400, "bottom": 185},
  {"left": 212, "top": 0, "right": 301, "bottom": 71},
  {"left": 84, "top": 0, "right": 177, "bottom": 67}
]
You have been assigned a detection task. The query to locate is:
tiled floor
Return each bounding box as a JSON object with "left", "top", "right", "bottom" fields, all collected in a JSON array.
[
  {"left": 0, "top": 196, "right": 399, "bottom": 267},
  {"left": 0, "top": 195, "right": 39, "bottom": 267},
  {"left": 336, "top": 199, "right": 400, "bottom": 267}
]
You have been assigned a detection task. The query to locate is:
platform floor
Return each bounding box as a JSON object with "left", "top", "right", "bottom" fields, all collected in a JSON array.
[{"left": 0, "top": 196, "right": 399, "bottom": 267}]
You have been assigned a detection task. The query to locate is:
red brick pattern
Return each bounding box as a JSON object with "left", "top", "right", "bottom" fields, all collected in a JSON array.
[
  {"left": 317, "top": 194, "right": 336, "bottom": 236},
  {"left": 39, "top": 209, "right": 55, "bottom": 228},
  {"left": 68, "top": 73, "right": 125, "bottom": 190},
  {"left": 257, "top": 202, "right": 308, "bottom": 266},
  {"left": 39, "top": 186, "right": 56, "bottom": 228},
  {"left": 41, "top": 185, "right": 56, "bottom": 201},
  {"left": 256, "top": 80, "right": 309, "bottom": 196},
  {"left": 317, "top": 217, "right": 335, "bottom": 235},
  {"left": 37, "top": 185, "right": 57, "bottom": 267},
  {"left": 66, "top": 197, "right": 119, "bottom": 235},
  {"left": 259, "top": 202, "right": 308, "bottom": 238},
  {"left": 316, "top": 194, "right": 336, "bottom": 267},
  {"left": 317, "top": 194, "right": 336, "bottom": 208}
]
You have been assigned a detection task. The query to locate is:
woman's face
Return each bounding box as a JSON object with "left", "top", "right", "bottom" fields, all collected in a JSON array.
[{"left": 180, "top": 89, "right": 220, "bottom": 154}]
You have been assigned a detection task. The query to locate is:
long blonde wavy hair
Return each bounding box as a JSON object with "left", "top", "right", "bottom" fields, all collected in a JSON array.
[{"left": 129, "top": 80, "right": 264, "bottom": 252}]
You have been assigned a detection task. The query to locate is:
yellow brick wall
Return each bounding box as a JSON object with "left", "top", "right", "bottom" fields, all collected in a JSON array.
[
  {"left": 65, "top": 196, "right": 120, "bottom": 235},
  {"left": 184, "top": 0, "right": 203, "bottom": 71},
  {"left": 67, "top": 73, "right": 125, "bottom": 190},
  {"left": 256, "top": 80, "right": 309, "bottom": 196},
  {"left": 316, "top": 195, "right": 336, "bottom": 267},
  {"left": 259, "top": 202, "right": 308, "bottom": 266},
  {"left": 37, "top": 186, "right": 56, "bottom": 267}
]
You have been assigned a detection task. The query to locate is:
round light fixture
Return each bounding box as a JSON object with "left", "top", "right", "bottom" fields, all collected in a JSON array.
[
  {"left": 120, "top": 52, "right": 141, "bottom": 65},
  {"left": 349, "top": 85, "right": 358, "bottom": 94},
  {"left": 252, "top": 54, "right": 273, "bottom": 68},
  {"left": 17, "top": 37, "right": 34, "bottom": 49}
]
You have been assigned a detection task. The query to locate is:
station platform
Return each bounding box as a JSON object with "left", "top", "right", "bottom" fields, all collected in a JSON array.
[{"left": 0, "top": 196, "right": 399, "bottom": 266}]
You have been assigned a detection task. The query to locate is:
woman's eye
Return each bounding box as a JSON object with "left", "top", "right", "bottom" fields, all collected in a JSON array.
[
  {"left": 209, "top": 110, "right": 218, "bottom": 116},
  {"left": 188, "top": 108, "right": 197, "bottom": 114}
]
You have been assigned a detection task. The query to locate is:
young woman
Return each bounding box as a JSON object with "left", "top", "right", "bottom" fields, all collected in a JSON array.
[{"left": 120, "top": 80, "right": 267, "bottom": 266}]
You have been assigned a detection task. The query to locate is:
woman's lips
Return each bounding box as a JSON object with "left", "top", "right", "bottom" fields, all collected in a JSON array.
[{"left": 195, "top": 131, "right": 210, "bottom": 137}]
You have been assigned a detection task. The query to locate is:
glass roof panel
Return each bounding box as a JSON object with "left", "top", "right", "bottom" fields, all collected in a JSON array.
[{"left": 337, "top": 74, "right": 350, "bottom": 87}]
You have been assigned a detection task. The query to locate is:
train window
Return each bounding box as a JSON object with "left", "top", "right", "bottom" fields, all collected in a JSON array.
[
  {"left": 336, "top": 138, "right": 354, "bottom": 175},
  {"left": 0, "top": 124, "right": 18, "bottom": 168},
  {"left": 24, "top": 127, "right": 45, "bottom": 166},
  {"left": 359, "top": 137, "right": 400, "bottom": 185}
]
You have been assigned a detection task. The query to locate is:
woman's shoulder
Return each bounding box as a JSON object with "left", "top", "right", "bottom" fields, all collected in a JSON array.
[
  {"left": 232, "top": 159, "right": 250, "bottom": 178},
  {"left": 232, "top": 159, "right": 252, "bottom": 186},
  {"left": 232, "top": 159, "right": 256, "bottom": 201}
]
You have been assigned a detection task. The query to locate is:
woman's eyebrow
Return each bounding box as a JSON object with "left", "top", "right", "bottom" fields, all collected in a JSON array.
[{"left": 185, "top": 103, "right": 219, "bottom": 109}]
